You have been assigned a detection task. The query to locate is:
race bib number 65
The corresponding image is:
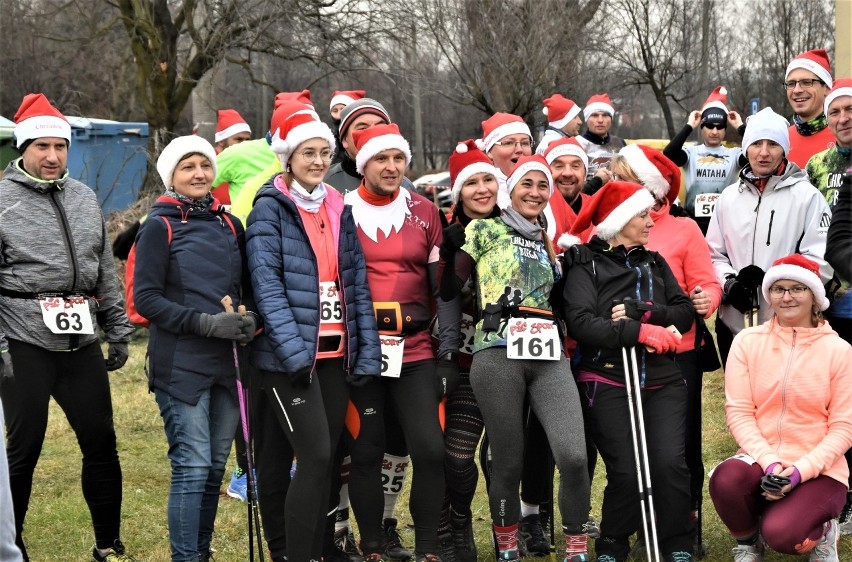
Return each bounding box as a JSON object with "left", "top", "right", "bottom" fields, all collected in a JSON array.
[
  {"left": 506, "top": 318, "right": 560, "bottom": 361},
  {"left": 319, "top": 281, "right": 342, "bottom": 324},
  {"left": 39, "top": 296, "right": 95, "bottom": 335}
]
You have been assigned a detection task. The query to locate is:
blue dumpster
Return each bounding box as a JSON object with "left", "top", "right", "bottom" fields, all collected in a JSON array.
[{"left": 66, "top": 117, "right": 149, "bottom": 213}]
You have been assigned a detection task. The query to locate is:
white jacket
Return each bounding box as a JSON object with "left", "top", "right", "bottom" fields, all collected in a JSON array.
[{"left": 706, "top": 162, "right": 833, "bottom": 335}]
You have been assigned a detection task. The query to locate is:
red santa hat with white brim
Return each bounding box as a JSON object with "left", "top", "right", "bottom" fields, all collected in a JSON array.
[
  {"left": 543, "top": 136, "right": 589, "bottom": 170},
  {"left": 329, "top": 90, "right": 366, "bottom": 112},
  {"left": 479, "top": 113, "right": 532, "bottom": 153},
  {"left": 824, "top": 78, "right": 852, "bottom": 116},
  {"left": 542, "top": 94, "right": 582, "bottom": 129},
  {"left": 506, "top": 154, "right": 553, "bottom": 196},
  {"left": 274, "top": 89, "right": 314, "bottom": 110},
  {"left": 449, "top": 139, "right": 499, "bottom": 203},
  {"left": 557, "top": 181, "right": 654, "bottom": 249},
  {"left": 701, "top": 86, "right": 729, "bottom": 114},
  {"left": 761, "top": 254, "right": 829, "bottom": 311},
  {"left": 14, "top": 93, "right": 71, "bottom": 149},
  {"left": 269, "top": 101, "right": 336, "bottom": 165},
  {"left": 214, "top": 109, "right": 251, "bottom": 143},
  {"left": 618, "top": 144, "right": 681, "bottom": 204},
  {"left": 785, "top": 49, "right": 833, "bottom": 88},
  {"left": 353, "top": 123, "right": 411, "bottom": 175},
  {"left": 583, "top": 93, "right": 615, "bottom": 121}
]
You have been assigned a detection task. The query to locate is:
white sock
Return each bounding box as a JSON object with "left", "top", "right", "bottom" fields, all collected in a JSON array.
[{"left": 520, "top": 501, "right": 539, "bottom": 518}]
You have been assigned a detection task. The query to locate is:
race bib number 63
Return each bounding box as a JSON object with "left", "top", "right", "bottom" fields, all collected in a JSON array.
[
  {"left": 39, "top": 296, "right": 95, "bottom": 335},
  {"left": 506, "top": 318, "right": 560, "bottom": 361}
]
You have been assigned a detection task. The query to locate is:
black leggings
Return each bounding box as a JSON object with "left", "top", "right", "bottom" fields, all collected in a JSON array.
[
  {"left": 440, "top": 371, "right": 485, "bottom": 532},
  {"left": 0, "top": 339, "right": 122, "bottom": 557},
  {"left": 346, "top": 359, "right": 445, "bottom": 554},
  {"left": 254, "top": 358, "right": 350, "bottom": 562}
]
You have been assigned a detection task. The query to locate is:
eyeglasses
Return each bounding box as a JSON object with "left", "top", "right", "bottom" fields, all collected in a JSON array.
[
  {"left": 768, "top": 285, "right": 810, "bottom": 298},
  {"left": 295, "top": 148, "right": 333, "bottom": 163},
  {"left": 782, "top": 79, "right": 824, "bottom": 90},
  {"left": 496, "top": 139, "right": 533, "bottom": 149},
  {"left": 702, "top": 123, "right": 726, "bottom": 130}
]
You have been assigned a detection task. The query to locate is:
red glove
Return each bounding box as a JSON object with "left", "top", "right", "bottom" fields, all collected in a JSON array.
[{"left": 638, "top": 324, "right": 680, "bottom": 354}]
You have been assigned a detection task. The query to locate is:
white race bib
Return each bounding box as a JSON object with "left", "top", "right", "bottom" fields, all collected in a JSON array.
[
  {"left": 505, "top": 317, "right": 560, "bottom": 361},
  {"left": 319, "top": 281, "right": 343, "bottom": 325},
  {"left": 694, "top": 193, "right": 720, "bottom": 217},
  {"left": 380, "top": 335, "right": 405, "bottom": 377},
  {"left": 39, "top": 296, "right": 94, "bottom": 335}
]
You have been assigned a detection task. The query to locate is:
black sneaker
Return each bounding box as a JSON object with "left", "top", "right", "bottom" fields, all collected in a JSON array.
[
  {"left": 91, "top": 540, "right": 137, "bottom": 562},
  {"left": 518, "top": 514, "right": 550, "bottom": 556},
  {"left": 382, "top": 518, "right": 413, "bottom": 560},
  {"left": 451, "top": 519, "right": 477, "bottom": 562},
  {"left": 334, "top": 527, "right": 364, "bottom": 562},
  {"left": 437, "top": 531, "right": 458, "bottom": 562}
]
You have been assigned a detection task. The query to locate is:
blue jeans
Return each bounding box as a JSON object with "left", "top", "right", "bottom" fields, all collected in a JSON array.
[{"left": 155, "top": 386, "right": 239, "bottom": 562}]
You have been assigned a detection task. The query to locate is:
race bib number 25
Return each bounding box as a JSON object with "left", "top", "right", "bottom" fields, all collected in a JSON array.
[
  {"left": 39, "top": 296, "right": 94, "bottom": 335},
  {"left": 506, "top": 318, "right": 560, "bottom": 361}
]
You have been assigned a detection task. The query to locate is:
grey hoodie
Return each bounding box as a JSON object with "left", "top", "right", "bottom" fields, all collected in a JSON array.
[{"left": 0, "top": 159, "right": 133, "bottom": 351}]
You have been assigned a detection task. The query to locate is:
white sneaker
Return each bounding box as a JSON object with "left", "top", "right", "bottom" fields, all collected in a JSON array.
[
  {"left": 809, "top": 519, "right": 839, "bottom": 562},
  {"left": 731, "top": 541, "right": 764, "bottom": 562},
  {"left": 838, "top": 494, "right": 852, "bottom": 535}
]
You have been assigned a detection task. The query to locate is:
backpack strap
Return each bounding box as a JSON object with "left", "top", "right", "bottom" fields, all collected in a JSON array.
[
  {"left": 159, "top": 215, "right": 173, "bottom": 244},
  {"left": 221, "top": 213, "right": 238, "bottom": 238}
]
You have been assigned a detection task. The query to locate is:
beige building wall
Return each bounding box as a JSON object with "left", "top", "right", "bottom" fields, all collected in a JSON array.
[{"left": 838, "top": 0, "right": 852, "bottom": 77}]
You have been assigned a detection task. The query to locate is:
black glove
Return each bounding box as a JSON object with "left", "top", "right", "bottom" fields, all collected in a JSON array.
[
  {"left": 345, "top": 373, "right": 375, "bottom": 388},
  {"left": 561, "top": 244, "right": 594, "bottom": 269},
  {"left": 439, "top": 223, "right": 466, "bottom": 261},
  {"left": 288, "top": 366, "right": 313, "bottom": 387},
  {"left": 435, "top": 355, "right": 460, "bottom": 398},
  {"left": 199, "top": 312, "right": 245, "bottom": 340},
  {"left": 669, "top": 204, "right": 689, "bottom": 217},
  {"left": 105, "top": 342, "right": 129, "bottom": 371},
  {"left": 737, "top": 265, "right": 766, "bottom": 289},
  {"left": 0, "top": 345, "right": 13, "bottom": 382},
  {"left": 236, "top": 313, "right": 259, "bottom": 345},
  {"left": 725, "top": 278, "right": 754, "bottom": 313},
  {"left": 623, "top": 298, "right": 655, "bottom": 321}
]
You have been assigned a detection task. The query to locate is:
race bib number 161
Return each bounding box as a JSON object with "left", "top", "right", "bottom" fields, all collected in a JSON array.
[{"left": 506, "top": 318, "right": 560, "bottom": 361}]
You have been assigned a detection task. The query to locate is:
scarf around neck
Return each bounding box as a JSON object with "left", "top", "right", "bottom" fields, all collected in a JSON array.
[
  {"left": 164, "top": 189, "right": 213, "bottom": 210},
  {"left": 793, "top": 113, "right": 828, "bottom": 137},
  {"left": 289, "top": 179, "right": 327, "bottom": 213},
  {"left": 502, "top": 206, "right": 543, "bottom": 241}
]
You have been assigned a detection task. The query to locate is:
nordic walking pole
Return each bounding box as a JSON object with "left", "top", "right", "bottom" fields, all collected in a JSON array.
[
  {"left": 621, "top": 346, "right": 661, "bottom": 562},
  {"left": 222, "top": 295, "right": 265, "bottom": 561}
]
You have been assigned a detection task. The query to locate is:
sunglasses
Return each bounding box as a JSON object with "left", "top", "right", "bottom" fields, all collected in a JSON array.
[{"left": 702, "top": 123, "right": 726, "bottom": 130}]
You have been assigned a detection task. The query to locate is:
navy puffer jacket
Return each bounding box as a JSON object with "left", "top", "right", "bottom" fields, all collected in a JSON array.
[
  {"left": 246, "top": 180, "right": 381, "bottom": 378},
  {"left": 133, "top": 196, "right": 247, "bottom": 405}
]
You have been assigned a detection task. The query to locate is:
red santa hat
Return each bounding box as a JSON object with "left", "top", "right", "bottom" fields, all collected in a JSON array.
[
  {"left": 506, "top": 154, "right": 553, "bottom": 196},
  {"left": 824, "top": 77, "right": 852, "bottom": 116},
  {"left": 762, "top": 254, "right": 829, "bottom": 311},
  {"left": 557, "top": 181, "right": 654, "bottom": 248},
  {"left": 542, "top": 94, "right": 582, "bottom": 129},
  {"left": 269, "top": 101, "right": 336, "bottom": 165},
  {"left": 701, "top": 86, "right": 729, "bottom": 114},
  {"left": 13, "top": 93, "right": 71, "bottom": 149},
  {"left": 274, "top": 89, "right": 314, "bottom": 110},
  {"left": 329, "top": 89, "right": 366, "bottom": 112},
  {"left": 543, "top": 136, "right": 588, "bottom": 170},
  {"left": 449, "top": 139, "right": 498, "bottom": 203},
  {"left": 353, "top": 123, "right": 411, "bottom": 175},
  {"left": 479, "top": 113, "right": 532, "bottom": 152},
  {"left": 583, "top": 93, "right": 615, "bottom": 121},
  {"left": 214, "top": 109, "right": 251, "bottom": 143},
  {"left": 618, "top": 144, "right": 681, "bottom": 204},
  {"left": 785, "top": 49, "right": 833, "bottom": 88}
]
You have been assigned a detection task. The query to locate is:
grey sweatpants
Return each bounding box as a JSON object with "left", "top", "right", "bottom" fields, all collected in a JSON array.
[
  {"left": 0, "top": 399, "right": 23, "bottom": 561},
  {"left": 469, "top": 347, "right": 590, "bottom": 533}
]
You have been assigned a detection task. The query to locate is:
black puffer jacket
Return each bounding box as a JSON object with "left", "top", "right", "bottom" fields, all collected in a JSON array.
[{"left": 563, "top": 236, "right": 694, "bottom": 386}]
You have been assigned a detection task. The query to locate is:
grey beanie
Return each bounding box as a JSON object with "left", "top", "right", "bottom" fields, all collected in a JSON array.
[{"left": 338, "top": 98, "right": 391, "bottom": 138}]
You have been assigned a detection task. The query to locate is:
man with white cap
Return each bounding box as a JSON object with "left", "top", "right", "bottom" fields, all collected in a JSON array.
[
  {"left": 705, "top": 107, "right": 833, "bottom": 365},
  {"left": 663, "top": 86, "right": 745, "bottom": 234},
  {"left": 575, "top": 93, "right": 624, "bottom": 187},
  {"left": 806, "top": 78, "right": 852, "bottom": 211},
  {"left": 328, "top": 89, "right": 366, "bottom": 165},
  {"left": 0, "top": 93, "right": 135, "bottom": 561},
  {"left": 784, "top": 49, "right": 835, "bottom": 167}
]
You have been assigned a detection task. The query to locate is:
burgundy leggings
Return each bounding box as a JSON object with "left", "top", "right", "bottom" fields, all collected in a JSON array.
[{"left": 709, "top": 456, "right": 847, "bottom": 555}]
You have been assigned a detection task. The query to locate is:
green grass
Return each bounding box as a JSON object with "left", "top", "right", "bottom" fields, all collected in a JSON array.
[{"left": 18, "top": 339, "right": 852, "bottom": 560}]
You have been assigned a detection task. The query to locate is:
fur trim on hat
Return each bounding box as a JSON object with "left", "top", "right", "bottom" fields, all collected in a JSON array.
[
  {"left": 595, "top": 188, "right": 655, "bottom": 241},
  {"left": 354, "top": 134, "right": 412, "bottom": 175},
  {"left": 156, "top": 135, "right": 218, "bottom": 190},
  {"left": 761, "top": 258, "right": 829, "bottom": 311}
]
